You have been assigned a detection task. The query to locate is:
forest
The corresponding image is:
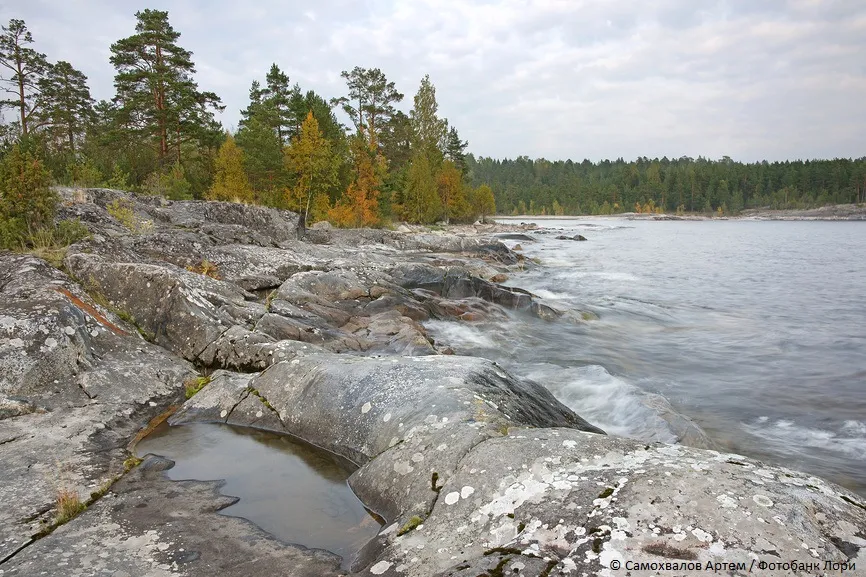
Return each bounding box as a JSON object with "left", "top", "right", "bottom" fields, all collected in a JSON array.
[
  {"left": 466, "top": 154, "right": 866, "bottom": 216},
  {"left": 1, "top": 9, "right": 864, "bottom": 253}
]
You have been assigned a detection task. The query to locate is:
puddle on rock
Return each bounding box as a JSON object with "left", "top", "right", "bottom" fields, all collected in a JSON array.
[{"left": 135, "top": 422, "right": 382, "bottom": 567}]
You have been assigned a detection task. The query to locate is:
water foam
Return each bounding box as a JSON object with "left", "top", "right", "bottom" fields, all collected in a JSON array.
[
  {"left": 742, "top": 418, "right": 866, "bottom": 459},
  {"left": 522, "top": 364, "right": 679, "bottom": 444}
]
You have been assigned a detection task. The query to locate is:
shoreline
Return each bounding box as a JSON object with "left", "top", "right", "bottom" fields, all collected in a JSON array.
[{"left": 494, "top": 202, "right": 866, "bottom": 222}]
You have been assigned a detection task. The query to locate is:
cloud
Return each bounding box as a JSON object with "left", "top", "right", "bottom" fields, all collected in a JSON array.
[{"left": 7, "top": 0, "right": 866, "bottom": 161}]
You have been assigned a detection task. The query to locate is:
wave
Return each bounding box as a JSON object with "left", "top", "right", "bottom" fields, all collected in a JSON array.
[
  {"left": 521, "top": 364, "right": 681, "bottom": 444},
  {"left": 742, "top": 418, "right": 866, "bottom": 459}
]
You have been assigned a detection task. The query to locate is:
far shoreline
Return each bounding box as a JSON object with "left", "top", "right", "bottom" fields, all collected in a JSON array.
[{"left": 493, "top": 203, "right": 866, "bottom": 222}]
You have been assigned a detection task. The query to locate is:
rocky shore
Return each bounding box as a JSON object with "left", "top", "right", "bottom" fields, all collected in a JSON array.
[{"left": 1, "top": 189, "right": 863, "bottom": 576}]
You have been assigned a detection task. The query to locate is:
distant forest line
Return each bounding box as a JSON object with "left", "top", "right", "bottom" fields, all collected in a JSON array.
[{"left": 465, "top": 155, "right": 866, "bottom": 216}]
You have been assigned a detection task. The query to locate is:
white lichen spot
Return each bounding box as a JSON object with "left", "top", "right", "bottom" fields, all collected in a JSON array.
[
  {"left": 393, "top": 461, "right": 414, "bottom": 475},
  {"left": 389, "top": 437, "right": 400, "bottom": 448},
  {"left": 44, "top": 337, "right": 58, "bottom": 348},
  {"left": 461, "top": 486, "right": 475, "bottom": 499},
  {"left": 562, "top": 440, "right": 577, "bottom": 449},
  {"left": 753, "top": 494, "right": 774, "bottom": 508},
  {"left": 370, "top": 560, "right": 392, "bottom": 575},
  {"left": 220, "top": 410, "right": 228, "bottom": 418},
  {"left": 290, "top": 359, "right": 300, "bottom": 365},
  {"left": 255, "top": 411, "right": 263, "bottom": 418},
  {"left": 411, "top": 453, "right": 424, "bottom": 463},
  {"left": 716, "top": 494, "right": 738, "bottom": 508},
  {"left": 444, "top": 491, "right": 460, "bottom": 505},
  {"left": 383, "top": 412, "right": 392, "bottom": 422},
  {"left": 361, "top": 402, "right": 372, "bottom": 414},
  {"left": 691, "top": 528, "right": 713, "bottom": 542}
]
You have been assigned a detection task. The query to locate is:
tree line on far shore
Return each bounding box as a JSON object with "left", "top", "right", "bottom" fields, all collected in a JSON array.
[{"left": 466, "top": 155, "right": 866, "bottom": 217}]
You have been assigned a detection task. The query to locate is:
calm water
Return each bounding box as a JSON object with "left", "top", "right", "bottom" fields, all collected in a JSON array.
[
  {"left": 135, "top": 423, "right": 382, "bottom": 567},
  {"left": 427, "top": 218, "right": 866, "bottom": 495}
]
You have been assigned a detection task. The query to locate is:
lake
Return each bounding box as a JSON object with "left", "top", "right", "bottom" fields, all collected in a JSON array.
[{"left": 426, "top": 218, "right": 866, "bottom": 495}]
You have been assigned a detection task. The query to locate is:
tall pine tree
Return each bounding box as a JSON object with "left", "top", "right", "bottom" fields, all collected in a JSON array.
[
  {"left": 0, "top": 19, "right": 50, "bottom": 136},
  {"left": 109, "top": 9, "right": 223, "bottom": 166},
  {"left": 38, "top": 61, "right": 94, "bottom": 155}
]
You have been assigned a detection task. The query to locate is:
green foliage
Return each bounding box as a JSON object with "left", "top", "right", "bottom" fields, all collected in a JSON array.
[
  {"left": 468, "top": 184, "right": 496, "bottom": 222},
  {"left": 236, "top": 118, "right": 285, "bottom": 195},
  {"left": 110, "top": 9, "right": 223, "bottom": 164},
  {"left": 37, "top": 60, "right": 94, "bottom": 154},
  {"left": 184, "top": 375, "right": 211, "bottom": 399},
  {"left": 105, "top": 164, "right": 130, "bottom": 190},
  {"left": 0, "top": 144, "right": 57, "bottom": 248},
  {"left": 106, "top": 199, "right": 152, "bottom": 233},
  {"left": 466, "top": 155, "right": 866, "bottom": 216},
  {"left": 208, "top": 134, "right": 253, "bottom": 202},
  {"left": 404, "top": 150, "right": 440, "bottom": 224},
  {"left": 285, "top": 111, "right": 336, "bottom": 223},
  {"left": 143, "top": 162, "right": 192, "bottom": 199},
  {"left": 67, "top": 157, "right": 103, "bottom": 187},
  {"left": 397, "top": 515, "right": 423, "bottom": 536},
  {"left": 0, "top": 19, "right": 51, "bottom": 136}
]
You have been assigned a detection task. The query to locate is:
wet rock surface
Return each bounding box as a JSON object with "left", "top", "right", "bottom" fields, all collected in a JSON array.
[{"left": 1, "top": 188, "right": 864, "bottom": 576}]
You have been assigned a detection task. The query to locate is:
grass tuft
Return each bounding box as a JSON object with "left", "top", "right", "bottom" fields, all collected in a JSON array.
[
  {"left": 55, "top": 488, "right": 85, "bottom": 524},
  {"left": 184, "top": 375, "right": 212, "bottom": 399}
]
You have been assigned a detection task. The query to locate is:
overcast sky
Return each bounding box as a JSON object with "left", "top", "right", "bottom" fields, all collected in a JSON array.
[{"left": 8, "top": 0, "right": 866, "bottom": 161}]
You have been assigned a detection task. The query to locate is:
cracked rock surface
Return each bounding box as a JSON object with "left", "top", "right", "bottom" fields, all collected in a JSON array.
[{"left": 2, "top": 188, "right": 864, "bottom": 577}]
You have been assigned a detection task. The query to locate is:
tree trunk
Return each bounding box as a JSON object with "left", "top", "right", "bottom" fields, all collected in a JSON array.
[{"left": 16, "top": 53, "right": 27, "bottom": 136}]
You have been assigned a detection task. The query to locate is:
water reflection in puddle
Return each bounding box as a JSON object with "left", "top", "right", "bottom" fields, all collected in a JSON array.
[{"left": 135, "top": 422, "right": 382, "bottom": 567}]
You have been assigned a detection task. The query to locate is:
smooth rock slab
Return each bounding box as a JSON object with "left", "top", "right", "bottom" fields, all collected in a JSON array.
[{"left": 366, "top": 429, "right": 866, "bottom": 577}]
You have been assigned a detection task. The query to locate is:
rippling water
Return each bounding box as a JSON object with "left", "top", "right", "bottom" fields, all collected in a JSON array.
[{"left": 426, "top": 218, "right": 866, "bottom": 495}]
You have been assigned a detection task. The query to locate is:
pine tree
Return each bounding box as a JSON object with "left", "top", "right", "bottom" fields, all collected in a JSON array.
[
  {"left": 208, "top": 134, "right": 253, "bottom": 202},
  {"left": 110, "top": 9, "right": 223, "bottom": 165},
  {"left": 38, "top": 61, "right": 94, "bottom": 155},
  {"left": 264, "top": 64, "right": 293, "bottom": 144},
  {"left": 285, "top": 112, "right": 335, "bottom": 225},
  {"left": 380, "top": 111, "right": 412, "bottom": 175},
  {"left": 333, "top": 67, "right": 402, "bottom": 138},
  {"left": 236, "top": 116, "right": 285, "bottom": 195},
  {"left": 0, "top": 19, "right": 50, "bottom": 136},
  {"left": 444, "top": 126, "right": 468, "bottom": 172}
]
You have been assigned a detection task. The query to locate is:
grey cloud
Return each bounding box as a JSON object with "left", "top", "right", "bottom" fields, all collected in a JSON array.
[{"left": 7, "top": 0, "right": 866, "bottom": 161}]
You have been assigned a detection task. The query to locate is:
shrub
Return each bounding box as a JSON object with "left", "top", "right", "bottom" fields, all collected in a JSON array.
[{"left": 0, "top": 144, "right": 57, "bottom": 249}]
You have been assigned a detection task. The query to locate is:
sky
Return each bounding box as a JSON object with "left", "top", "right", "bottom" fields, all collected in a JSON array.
[{"left": 6, "top": 0, "right": 866, "bottom": 162}]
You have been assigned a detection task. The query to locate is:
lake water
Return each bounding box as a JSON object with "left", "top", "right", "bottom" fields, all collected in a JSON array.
[{"left": 426, "top": 218, "right": 866, "bottom": 495}]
